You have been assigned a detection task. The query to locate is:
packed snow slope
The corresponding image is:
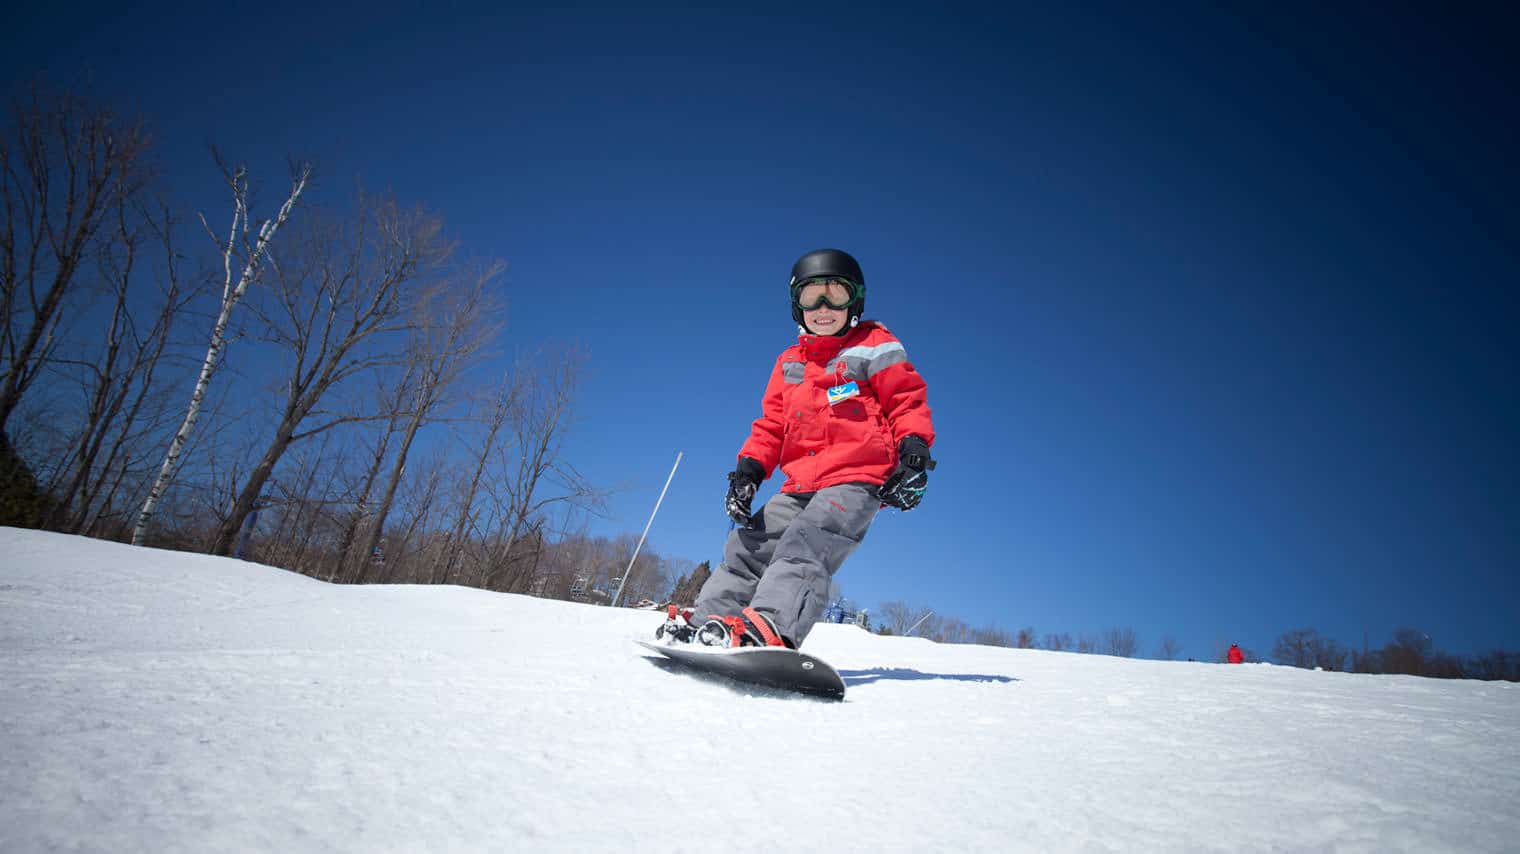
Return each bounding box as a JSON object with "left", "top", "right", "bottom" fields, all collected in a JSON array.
[{"left": 3, "top": 528, "right": 1517, "bottom": 852}]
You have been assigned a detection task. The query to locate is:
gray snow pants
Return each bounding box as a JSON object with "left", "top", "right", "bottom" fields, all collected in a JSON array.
[{"left": 691, "top": 482, "right": 880, "bottom": 646}]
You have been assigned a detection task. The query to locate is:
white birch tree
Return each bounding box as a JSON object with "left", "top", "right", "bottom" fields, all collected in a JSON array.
[{"left": 131, "top": 159, "right": 309, "bottom": 545}]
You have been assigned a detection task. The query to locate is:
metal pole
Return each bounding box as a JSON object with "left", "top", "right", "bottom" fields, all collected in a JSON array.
[
  {"left": 610, "top": 451, "right": 683, "bottom": 608},
  {"left": 906, "top": 609, "right": 935, "bottom": 637}
]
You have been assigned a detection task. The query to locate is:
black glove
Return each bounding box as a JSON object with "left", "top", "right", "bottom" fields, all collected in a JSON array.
[
  {"left": 878, "top": 436, "right": 936, "bottom": 511},
  {"left": 725, "top": 457, "right": 766, "bottom": 528}
]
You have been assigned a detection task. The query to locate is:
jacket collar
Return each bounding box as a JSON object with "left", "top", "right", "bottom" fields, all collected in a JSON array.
[{"left": 797, "top": 321, "right": 874, "bottom": 362}]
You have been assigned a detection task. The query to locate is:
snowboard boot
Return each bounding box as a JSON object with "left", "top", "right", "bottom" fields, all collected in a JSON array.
[
  {"left": 655, "top": 605, "right": 698, "bottom": 643},
  {"left": 695, "top": 607, "right": 794, "bottom": 649}
]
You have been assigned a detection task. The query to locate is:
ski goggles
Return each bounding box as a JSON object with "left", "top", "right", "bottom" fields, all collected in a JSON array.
[{"left": 792, "top": 278, "right": 859, "bottom": 311}]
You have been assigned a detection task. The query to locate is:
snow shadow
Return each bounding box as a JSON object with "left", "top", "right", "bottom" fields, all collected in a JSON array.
[{"left": 838, "top": 668, "right": 1018, "bottom": 686}]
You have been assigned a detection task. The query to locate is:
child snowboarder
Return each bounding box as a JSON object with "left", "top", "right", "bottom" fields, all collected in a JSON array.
[{"left": 659, "top": 248, "right": 936, "bottom": 649}]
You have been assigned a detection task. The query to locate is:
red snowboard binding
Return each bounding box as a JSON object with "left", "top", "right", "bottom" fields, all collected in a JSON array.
[
  {"left": 695, "top": 608, "right": 794, "bottom": 649},
  {"left": 655, "top": 605, "right": 698, "bottom": 643}
]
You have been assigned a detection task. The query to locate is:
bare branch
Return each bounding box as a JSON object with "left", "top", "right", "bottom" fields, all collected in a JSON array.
[
  {"left": 1, "top": 84, "right": 151, "bottom": 436},
  {"left": 132, "top": 159, "right": 310, "bottom": 545}
]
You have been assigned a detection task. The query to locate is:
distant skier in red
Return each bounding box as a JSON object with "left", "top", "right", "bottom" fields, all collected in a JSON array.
[
  {"left": 1227, "top": 643, "right": 1245, "bottom": 664},
  {"left": 657, "top": 248, "right": 936, "bottom": 650}
]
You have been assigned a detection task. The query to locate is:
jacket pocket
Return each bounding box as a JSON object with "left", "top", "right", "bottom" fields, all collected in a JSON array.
[{"left": 824, "top": 399, "right": 892, "bottom": 467}]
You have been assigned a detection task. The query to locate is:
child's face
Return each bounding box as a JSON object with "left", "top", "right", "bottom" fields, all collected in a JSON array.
[
  {"left": 795, "top": 279, "right": 855, "bottom": 335},
  {"left": 803, "top": 304, "right": 849, "bottom": 335}
]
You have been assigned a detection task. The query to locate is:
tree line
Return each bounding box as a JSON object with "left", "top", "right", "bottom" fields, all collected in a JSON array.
[
  {"left": 0, "top": 83, "right": 634, "bottom": 594},
  {"left": 866, "top": 604, "right": 1162, "bottom": 658},
  {"left": 1271, "top": 627, "right": 1518, "bottom": 682},
  {"left": 853, "top": 604, "right": 1518, "bottom": 682}
]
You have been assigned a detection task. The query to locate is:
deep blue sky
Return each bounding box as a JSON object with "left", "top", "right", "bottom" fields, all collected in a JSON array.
[{"left": 7, "top": 2, "right": 1516, "bottom": 659}]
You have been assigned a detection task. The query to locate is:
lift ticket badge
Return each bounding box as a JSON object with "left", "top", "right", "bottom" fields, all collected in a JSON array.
[{"left": 827, "top": 381, "right": 861, "bottom": 405}]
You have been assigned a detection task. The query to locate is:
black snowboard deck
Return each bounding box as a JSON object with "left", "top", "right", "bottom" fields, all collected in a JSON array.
[{"left": 636, "top": 639, "right": 846, "bottom": 700}]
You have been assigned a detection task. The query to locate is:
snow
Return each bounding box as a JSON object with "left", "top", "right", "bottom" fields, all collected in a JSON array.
[{"left": 3, "top": 528, "right": 1517, "bottom": 852}]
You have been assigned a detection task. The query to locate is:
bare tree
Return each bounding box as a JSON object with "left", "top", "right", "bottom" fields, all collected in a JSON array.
[
  {"left": 1269, "top": 628, "right": 1349, "bottom": 671},
  {"left": 1015, "top": 626, "right": 1037, "bottom": 649},
  {"left": 44, "top": 195, "right": 197, "bottom": 532},
  {"left": 256, "top": 432, "right": 342, "bottom": 572},
  {"left": 350, "top": 265, "right": 497, "bottom": 582},
  {"left": 1156, "top": 636, "right": 1183, "bottom": 661},
  {"left": 69, "top": 381, "right": 190, "bottom": 538},
  {"left": 329, "top": 368, "right": 414, "bottom": 581},
  {"left": 972, "top": 626, "right": 1014, "bottom": 647},
  {"left": 1103, "top": 627, "right": 1140, "bottom": 657},
  {"left": 1273, "top": 628, "right": 1319, "bottom": 668},
  {"left": 383, "top": 450, "right": 449, "bottom": 581},
  {"left": 1384, "top": 628, "right": 1433, "bottom": 676},
  {"left": 0, "top": 86, "right": 151, "bottom": 438},
  {"left": 876, "top": 601, "right": 916, "bottom": 635},
  {"left": 0, "top": 87, "right": 154, "bottom": 528},
  {"left": 535, "top": 528, "right": 611, "bottom": 601},
  {"left": 483, "top": 346, "right": 602, "bottom": 592},
  {"left": 1312, "top": 637, "right": 1348, "bottom": 672},
  {"left": 920, "top": 615, "right": 972, "bottom": 644},
  {"left": 1469, "top": 651, "right": 1519, "bottom": 682},
  {"left": 1043, "top": 632, "right": 1073, "bottom": 652},
  {"left": 428, "top": 369, "right": 521, "bottom": 585},
  {"left": 205, "top": 193, "right": 444, "bottom": 556},
  {"left": 132, "top": 157, "right": 309, "bottom": 545},
  {"left": 614, "top": 542, "right": 671, "bottom": 607},
  {"left": 950, "top": 619, "right": 980, "bottom": 644}
]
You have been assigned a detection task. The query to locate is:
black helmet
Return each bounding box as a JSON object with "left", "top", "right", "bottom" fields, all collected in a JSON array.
[{"left": 789, "top": 248, "right": 866, "bottom": 329}]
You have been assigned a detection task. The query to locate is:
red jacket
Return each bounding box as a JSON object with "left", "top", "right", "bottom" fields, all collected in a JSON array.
[
  {"left": 739, "top": 321, "right": 934, "bottom": 493},
  {"left": 1227, "top": 645, "right": 1244, "bottom": 664}
]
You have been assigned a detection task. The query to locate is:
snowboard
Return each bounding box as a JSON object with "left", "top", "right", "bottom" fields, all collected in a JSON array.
[{"left": 636, "top": 640, "right": 846, "bottom": 700}]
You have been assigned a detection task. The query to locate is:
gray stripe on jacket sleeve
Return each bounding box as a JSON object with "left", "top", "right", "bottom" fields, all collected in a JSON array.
[{"left": 839, "top": 341, "right": 907, "bottom": 379}]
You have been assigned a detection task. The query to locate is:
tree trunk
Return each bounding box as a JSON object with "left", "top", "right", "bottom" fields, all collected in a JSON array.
[
  {"left": 331, "top": 420, "right": 399, "bottom": 583},
  {"left": 353, "top": 370, "right": 435, "bottom": 583},
  {"left": 208, "top": 415, "right": 300, "bottom": 556},
  {"left": 131, "top": 163, "right": 308, "bottom": 545},
  {"left": 430, "top": 380, "right": 514, "bottom": 585}
]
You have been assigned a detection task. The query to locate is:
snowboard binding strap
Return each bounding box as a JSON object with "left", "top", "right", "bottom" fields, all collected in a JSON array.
[
  {"left": 720, "top": 615, "right": 747, "bottom": 648},
  {"left": 742, "top": 608, "right": 787, "bottom": 648}
]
